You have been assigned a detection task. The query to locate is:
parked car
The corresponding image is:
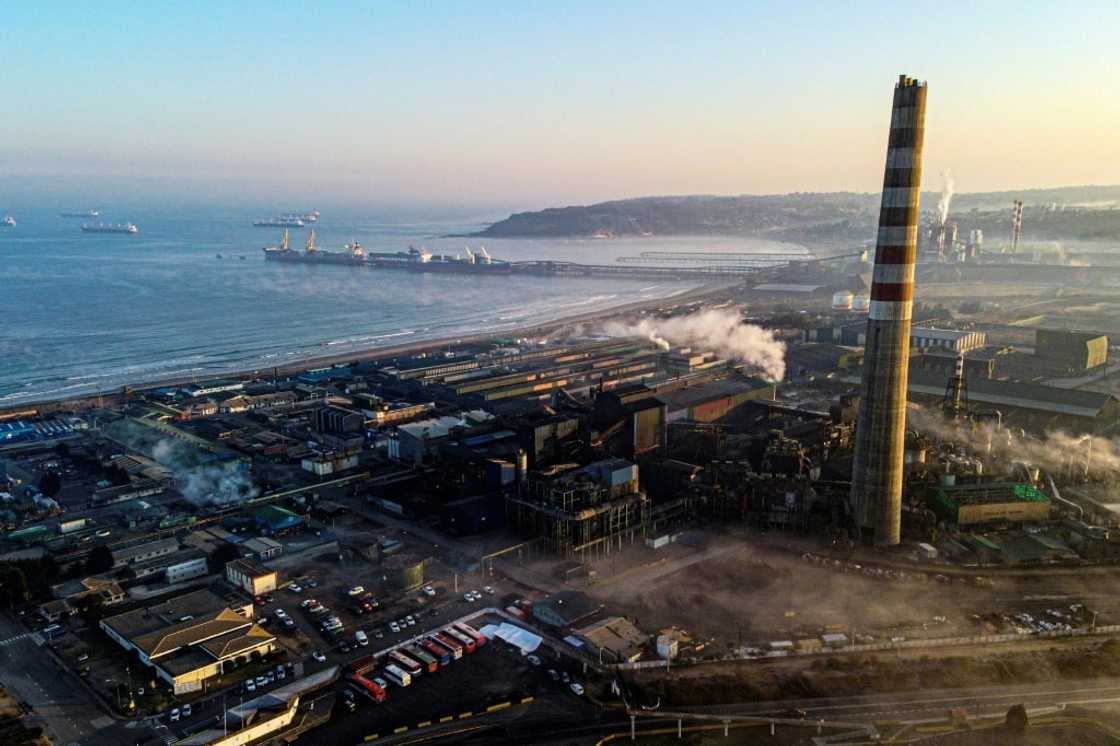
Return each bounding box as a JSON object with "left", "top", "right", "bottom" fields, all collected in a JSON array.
[
  {"left": 245, "top": 681, "right": 256, "bottom": 693},
  {"left": 289, "top": 583, "right": 302, "bottom": 593},
  {"left": 389, "top": 622, "right": 400, "bottom": 633},
  {"left": 347, "top": 586, "right": 364, "bottom": 596},
  {"left": 483, "top": 586, "right": 495, "bottom": 595},
  {"left": 254, "top": 597, "right": 266, "bottom": 607},
  {"left": 422, "top": 585, "right": 436, "bottom": 597},
  {"left": 274, "top": 608, "right": 287, "bottom": 618},
  {"left": 169, "top": 708, "right": 180, "bottom": 722},
  {"left": 312, "top": 650, "right": 326, "bottom": 662},
  {"left": 255, "top": 676, "right": 267, "bottom": 687},
  {"left": 355, "top": 630, "right": 368, "bottom": 646},
  {"left": 182, "top": 704, "right": 192, "bottom": 717},
  {"left": 527, "top": 654, "right": 541, "bottom": 666},
  {"left": 570, "top": 683, "right": 584, "bottom": 696}
]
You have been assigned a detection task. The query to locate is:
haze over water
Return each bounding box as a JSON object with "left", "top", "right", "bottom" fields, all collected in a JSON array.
[{"left": 0, "top": 205, "right": 802, "bottom": 404}]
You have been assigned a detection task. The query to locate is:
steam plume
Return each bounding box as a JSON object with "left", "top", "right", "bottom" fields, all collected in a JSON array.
[
  {"left": 937, "top": 169, "right": 954, "bottom": 225},
  {"left": 907, "top": 405, "right": 1120, "bottom": 477},
  {"left": 603, "top": 308, "right": 786, "bottom": 381}
]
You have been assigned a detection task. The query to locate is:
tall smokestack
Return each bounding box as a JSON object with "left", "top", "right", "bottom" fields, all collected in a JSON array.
[{"left": 850, "top": 74, "right": 928, "bottom": 547}]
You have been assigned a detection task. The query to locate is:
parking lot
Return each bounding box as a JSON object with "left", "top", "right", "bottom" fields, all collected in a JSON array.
[{"left": 298, "top": 623, "right": 596, "bottom": 744}]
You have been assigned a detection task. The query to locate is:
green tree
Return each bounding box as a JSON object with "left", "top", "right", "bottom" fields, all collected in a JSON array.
[
  {"left": 209, "top": 543, "right": 241, "bottom": 574},
  {"left": 38, "top": 471, "right": 62, "bottom": 498},
  {"left": 86, "top": 545, "right": 114, "bottom": 574}
]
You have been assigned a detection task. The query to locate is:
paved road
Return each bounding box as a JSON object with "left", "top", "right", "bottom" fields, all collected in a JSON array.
[{"left": 0, "top": 612, "right": 157, "bottom": 746}]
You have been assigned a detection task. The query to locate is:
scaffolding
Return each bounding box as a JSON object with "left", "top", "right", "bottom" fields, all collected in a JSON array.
[{"left": 506, "top": 477, "right": 650, "bottom": 560}]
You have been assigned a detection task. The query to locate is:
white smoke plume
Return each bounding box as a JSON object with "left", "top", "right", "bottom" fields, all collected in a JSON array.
[
  {"left": 937, "top": 169, "right": 955, "bottom": 225},
  {"left": 603, "top": 308, "right": 786, "bottom": 381},
  {"left": 906, "top": 405, "right": 1120, "bottom": 477},
  {"left": 150, "top": 437, "right": 258, "bottom": 507}
]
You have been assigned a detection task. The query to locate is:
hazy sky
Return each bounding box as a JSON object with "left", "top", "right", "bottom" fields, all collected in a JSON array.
[{"left": 3, "top": 1, "right": 1118, "bottom": 208}]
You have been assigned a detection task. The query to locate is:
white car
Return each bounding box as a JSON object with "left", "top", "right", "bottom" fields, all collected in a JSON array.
[
  {"left": 389, "top": 622, "right": 401, "bottom": 633},
  {"left": 274, "top": 609, "right": 287, "bottom": 618},
  {"left": 289, "top": 583, "right": 302, "bottom": 593},
  {"left": 347, "top": 586, "right": 365, "bottom": 596},
  {"left": 570, "top": 683, "right": 584, "bottom": 696},
  {"left": 169, "top": 708, "right": 180, "bottom": 722},
  {"left": 422, "top": 586, "right": 436, "bottom": 597},
  {"left": 312, "top": 650, "right": 326, "bottom": 662},
  {"left": 245, "top": 681, "right": 256, "bottom": 693},
  {"left": 527, "top": 654, "right": 541, "bottom": 666},
  {"left": 463, "top": 592, "right": 474, "bottom": 602},
  {"left": 355, "top": 630, "right": 368, "bottom": 646},
  {"left": 182, "top": 704, "right": 192, "bottom": 717},
  {"left": 483, "top": 586, "right": 494, "bottom": 595}
]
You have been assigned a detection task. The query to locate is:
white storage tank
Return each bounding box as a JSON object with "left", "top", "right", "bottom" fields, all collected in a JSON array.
[
  {"left": 831, "top": 291, "right": 853, "bottom": 310},
  {"left": 656, "top": 634, "right": 679, "bottom": 659}
]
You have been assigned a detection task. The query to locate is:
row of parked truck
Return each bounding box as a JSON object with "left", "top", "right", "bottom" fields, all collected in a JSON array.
[{"left": 343, "top": 621, "right": 488, "bottom": 704}]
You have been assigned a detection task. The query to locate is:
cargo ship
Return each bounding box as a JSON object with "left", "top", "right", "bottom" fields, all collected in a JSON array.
[
  {"left": 253, "top": 216, "right": 304, "bottom": 228},
  {"left": 61, "top": 209, "right": 99, "bottom": 218},
  {"left": 263, "top": 229, "right": 368, "bottom": 265},
  {"left": 81, "top": 222, "right": 138, "bottom": 234},
  {"left": 1, "top": 215, "right": 15, "bottom": 227},
  {"left": 368, "top": 246, "right": 512, "bottom": 274}
]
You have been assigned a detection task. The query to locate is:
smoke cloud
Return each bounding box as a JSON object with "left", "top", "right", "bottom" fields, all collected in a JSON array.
[
  {"left": 906, "top": 405, "right": 1120, "bottom": 477},
  {"left": 150, "top": 437, "right": 258, "bottom": 507},
  {"left": 602, "top": 308, "right": 786, "bottom": 381},
  {"left": 937, "top": 169, "right": 955, "bottom": 225}
]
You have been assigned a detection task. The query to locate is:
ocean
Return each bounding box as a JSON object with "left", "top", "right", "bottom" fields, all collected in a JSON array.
[{"left": 0, "top": 205, "right": 804, "bottom": 404}]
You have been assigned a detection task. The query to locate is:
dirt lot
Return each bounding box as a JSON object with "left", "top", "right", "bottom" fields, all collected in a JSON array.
[{"left": 629, "top": 637, "right": 1120, "bottom": 707}]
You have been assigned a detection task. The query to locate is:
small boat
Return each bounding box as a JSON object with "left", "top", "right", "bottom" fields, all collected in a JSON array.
[{"left": 1, "top": 215, "right": 15, "bottom": 227}]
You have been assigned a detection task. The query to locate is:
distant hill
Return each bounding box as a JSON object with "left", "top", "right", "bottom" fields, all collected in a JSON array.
[{"left": 473, "top": 186, "right": 1120, "bottom": 242}]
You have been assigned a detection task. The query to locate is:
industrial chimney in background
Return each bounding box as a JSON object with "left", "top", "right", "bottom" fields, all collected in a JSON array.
[{"left": 849, "top": 74, "right": 928, "bottom": 547}]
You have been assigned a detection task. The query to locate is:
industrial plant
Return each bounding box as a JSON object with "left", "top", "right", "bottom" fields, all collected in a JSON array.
[{"left": 5, "top": 72, "right": 1120, "bottom": 746}]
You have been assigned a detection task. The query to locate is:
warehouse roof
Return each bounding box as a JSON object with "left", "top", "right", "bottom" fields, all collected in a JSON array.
[
  {"left": 657, "top": 378, "right": 773, "bottom": 410},
  {"left": 907, "top": 370, "right": 1118, "bottom": 418},
  {"left": 934, "top": 482, "right": 1050, "bottom": 510}
]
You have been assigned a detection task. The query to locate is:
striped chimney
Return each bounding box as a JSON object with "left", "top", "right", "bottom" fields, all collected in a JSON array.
[{"left": 850, "top": 74, "right": 928, "bottom": 547}]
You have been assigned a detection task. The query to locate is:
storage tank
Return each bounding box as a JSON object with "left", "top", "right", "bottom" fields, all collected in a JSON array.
[
  {"left": 852, "top": 295, "right": 871, "bottom": 312},
  {"left": 831, "top": 291, "right": 854, "bottom": 310},
  {"left": 383, "top": 554, "right": 424, "bottom": 591},
  {"left": 656, "top": 634, "right": 679, "bottom": 659}
]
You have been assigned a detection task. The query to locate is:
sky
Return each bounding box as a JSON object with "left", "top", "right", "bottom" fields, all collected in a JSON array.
[{"left": 2, "top": 1, "right": 1118, "bottom": 210}]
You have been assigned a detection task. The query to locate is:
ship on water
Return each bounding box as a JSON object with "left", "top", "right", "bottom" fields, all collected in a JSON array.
[
  {"left": 61, "top": 209, "right": 99, "bottom": 218},
  {"left": 369, "top": 245, "right": 512, "bottom": 274},
  {"left": 81, "top": 222, "right": 138, "bottom": 234},
  {"left": 262, "top": 229, "right": 368, "bottom": 265},
  {"left": 253, "top": 216, "right": 304, "bottom": 228},
  {"left": 1, "top": 215, "right": 15, "bottom": 227}
]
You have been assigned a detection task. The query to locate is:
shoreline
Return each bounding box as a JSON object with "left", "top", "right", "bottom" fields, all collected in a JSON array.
[{"left": 2, "top": 280, "right": 737, "bottom": 415}]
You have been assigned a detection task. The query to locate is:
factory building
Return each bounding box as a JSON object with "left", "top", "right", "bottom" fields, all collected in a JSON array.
[
  {"left": 507, "top": 459, "right": 649, "bottom": 559},
  {"left": 909, "top": 328, "right": 986, "bottom": 353},
  {"left": 1035, "top": 329, "right": 1109, "bottom": 371},
  {"left": 850, "top": 74, "right": 928, "bottom": 547},
  {"left": 930, "top": 483, "right": 1051, "bottom": 526},
  {"left": 905, "top": 370, "right": 1120, "bottom": 433},
  {"left": 658, "top": 378, "right": 776, "bottom": 423},
  {"left": 592, "top": 384, "right": 667, "bottom": 459}
]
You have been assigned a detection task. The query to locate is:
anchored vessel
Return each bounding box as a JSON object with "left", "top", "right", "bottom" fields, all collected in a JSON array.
[
  {"left": 263, "top": 229, "right": 368, "bottom": 265},
  {"left": 368, "top": 246, "right": 512, "bottom": 274},
  {"left": 61, "top": 209, "right": 99, "bottom": 218},
  {"left": 81, "top": 222, "right": 139, "bottom": 234},
  {"left": 253, "top": 216, "right": 305, "bottom": 228},
  {"left": 849, "top": 74, "right": 928, "bottom": 547},
  {"left": 1, "top": 215, "right": 15, "bottom": 227}
]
